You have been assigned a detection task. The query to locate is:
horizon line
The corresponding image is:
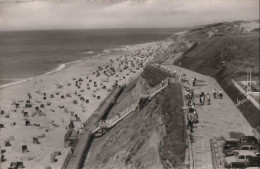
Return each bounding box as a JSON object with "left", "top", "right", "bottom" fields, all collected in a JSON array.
[{"left": 0, "top": 27, "right": 191, "bottom": 32}]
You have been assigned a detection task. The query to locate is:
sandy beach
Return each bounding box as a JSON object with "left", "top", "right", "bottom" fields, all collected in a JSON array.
[{"left": 0, "top": 40, "right": 170, "bottom": 169}]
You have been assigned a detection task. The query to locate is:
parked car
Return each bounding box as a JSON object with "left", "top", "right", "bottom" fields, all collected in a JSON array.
[
  {"left": 240, "top": 136, "right": 259, "bottom": 145},
  {"left": 223, "top": 139, "right": 240, "bottom": 151},
  {"left": 225, "top": 156, "right": 260, "bottom": 168},
  {"left": 225, "top": 150, "right": 257, "bottom": 167},
  {"left": 224, "top": 142, "right": 260, "bottom": 154},
  {"left": 225, "top": 149, "right": 240, "bottom": 157},
  {"left": 247, "top": 156, "right": 260, "bottom": 167}
]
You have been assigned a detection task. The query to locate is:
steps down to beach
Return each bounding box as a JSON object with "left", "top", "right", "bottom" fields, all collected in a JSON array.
[{"left": 62, "top": 76, "right": 171, "bottom": 169}]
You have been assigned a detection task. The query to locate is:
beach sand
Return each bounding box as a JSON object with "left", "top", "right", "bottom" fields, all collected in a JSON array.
[{"left": 0, "top": 40, "right": 170, "bottom": 169}]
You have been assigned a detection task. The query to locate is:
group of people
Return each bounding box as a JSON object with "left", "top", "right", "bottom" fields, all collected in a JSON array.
[
  {"left": 187, "top": 100, "right": 198, "bottom": 132},
  {"left": 185, "top": 77, "right": 224, "bottom": 135},
  {"left": 199, "top": 92, "right": 211, "bottom": 105},
  {"left": 213, "top": 89, "right": 223, "bottom": 99},
  {"left": 184, "top": 77, "right": 198, "bottom": 133}
]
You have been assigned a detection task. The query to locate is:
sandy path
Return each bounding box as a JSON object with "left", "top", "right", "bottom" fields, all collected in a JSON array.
[{"left": 162, "top": 64, "right": 253, "bottom": 169}]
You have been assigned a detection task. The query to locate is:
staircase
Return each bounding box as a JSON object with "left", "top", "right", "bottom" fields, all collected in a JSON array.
[{"left": 92, "top": 77, "right": 170, "bottom": 134}]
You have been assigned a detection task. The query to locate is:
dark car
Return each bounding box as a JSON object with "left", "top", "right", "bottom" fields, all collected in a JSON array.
[
  {"left": 224, "top": 142, "right": 260, "bottom": 155},
  {"left": 226, "top": 162, "right": 247, "bottom": 168},
  {"left": 224, "top": 139, "right": 240, "bottom": 151},
  {"left": 225, "top": 149, "right": 239, "bottom": 157},
  {"left": 247, "top": 156, "right": 260, "bottom": 167},
  {"left": 240, "top": 136, "right": 259, "bottom": 145}
]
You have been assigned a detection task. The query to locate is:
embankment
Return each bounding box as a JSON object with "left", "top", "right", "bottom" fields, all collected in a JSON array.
[{"left": 84, "top": 66, "right": 185, "bottom": 169}]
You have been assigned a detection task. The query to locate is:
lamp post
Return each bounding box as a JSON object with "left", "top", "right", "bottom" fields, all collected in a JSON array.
[
  {"left": 249, "top": 67, "right": 252, "bottom": 93},
  {"left": 247, "top": 67, "right": 252, "bottom": 94},
  {"left": 179, "top": 62, "right": 182, "bottom": 74},
  {"left": 0, "top": 128, "right": 1, "bottom": 169}
]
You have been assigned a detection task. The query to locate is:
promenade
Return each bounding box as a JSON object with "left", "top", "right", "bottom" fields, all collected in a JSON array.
[
  {"left": 65, "top": 131, "right": 91, "bottom": 169},
  {"left": 163, "top": 64, "right": 253, "bottom": 169}
]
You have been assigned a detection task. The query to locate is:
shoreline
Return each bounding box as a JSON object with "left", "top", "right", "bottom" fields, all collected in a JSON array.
[
  {"left": 0, "top": 40, "right": 163, "bottom": 90},
  {"left": 0, "top": 39, "right": 170, "bottom": 169}
]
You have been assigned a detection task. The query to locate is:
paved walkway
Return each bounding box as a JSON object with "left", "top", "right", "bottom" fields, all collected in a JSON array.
[
  {"left": 64, "top": 87, "right": 122, "bottom": 169},
  {"left": 66, "top": 130, "right": 91, "bottom": 169},
  {"left": 163, "top": 64, "right": 253, "bottom": 169}
]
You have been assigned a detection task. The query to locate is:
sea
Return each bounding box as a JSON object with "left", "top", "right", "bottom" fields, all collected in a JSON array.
[{"left": 0, "top": 28, "right": 185, "bottom": 88}]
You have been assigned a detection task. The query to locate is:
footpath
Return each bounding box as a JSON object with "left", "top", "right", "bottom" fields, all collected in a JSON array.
[{"left": 162, "top": 64, "right": 253, "bottom": 169}]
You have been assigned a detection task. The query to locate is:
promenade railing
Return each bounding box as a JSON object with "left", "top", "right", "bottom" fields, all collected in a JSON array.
[
  {"left": 61, "top": 138, "right": 79, "bottom": 169},
  {"left": 92, "top": 99, "right": 139, "bottom": 134}
]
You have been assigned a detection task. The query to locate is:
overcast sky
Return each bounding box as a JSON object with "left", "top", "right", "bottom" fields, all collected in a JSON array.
[{"left": 0, "top": 0, "right": 258, "bottom": 31}]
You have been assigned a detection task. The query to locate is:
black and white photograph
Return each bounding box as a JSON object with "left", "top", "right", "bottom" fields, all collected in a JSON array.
[{"left": 0, "top": 0, "right": 259, "bottom": 169}]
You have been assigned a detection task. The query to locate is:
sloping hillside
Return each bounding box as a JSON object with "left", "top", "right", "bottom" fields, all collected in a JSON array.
[{"left": 84, "top": 67, "right": 185, "bottom": 169}]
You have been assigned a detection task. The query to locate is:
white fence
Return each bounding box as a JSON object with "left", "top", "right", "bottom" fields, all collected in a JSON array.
[
  {"left": 92, "top": 77, "right": 170, "bottom": 134},
  {"left": 149, "top": 63, "right": 177, "bottom": 77},
  {"left": 148, "top": 78, "right": 169, "bottom": 98},
  {"left": 231, "top": 79, "right": 259, "bottom": 110},
  {"left": 92, "top": 99, "right": 139, "bottom": 134}
]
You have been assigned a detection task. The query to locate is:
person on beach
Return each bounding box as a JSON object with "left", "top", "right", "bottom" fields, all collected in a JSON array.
[
  {"left": 188, "top": 100, "right": 193, "bottom": 107},
  {"left": 187, "top": 92, "right": 192, "bottom": 100},
  {"left": 191, "top": 90, "right": 194, "bottom": 98},
  {"left": 27, "top": 93, "right": 32, "bottom": 99},
  {"left": 79, "top": 128, "right": 82, "bottom": 134},
  {"left": 213, "top": 89, "right": 217, "bottom": 99},
  {"left": 193, "top": 110, "right": 198, "bottom": 122},
  {"left": 206, "top": 93, "right": 211, "bottom": 105},
  {"left": 193, "top": 77, "right": 196, "bottom": 86},
  {"left": 188, "top": 119, "right": 193, "bottom": 132},
  {"left": 200, "top": 92, "right": 205, "bottom": 105},
  {"left": 192, "top": 102, "right": 195, "bottom": 109},
  {"left": 219, "top": 89, "right": 223, "bottom": 99}
]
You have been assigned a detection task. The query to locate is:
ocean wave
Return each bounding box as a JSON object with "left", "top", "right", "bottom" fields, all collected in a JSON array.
[
  {"left": 45, "top": 64, "right": 66, "bottom": 75},
  {"left": 0, "top": 61, "right": 81, "bottom": 89},
  {"left": 103, "top": 49, "right": 111, "bottom": 54},
  {"left": 84, "top": 51, "right": 95, "bottom": 54},
  {"left": 175, "top": 31, "right": 188, "bottom": 35},
  {"left": 0, "top": 79, "right": 27, "bottom": 89}
]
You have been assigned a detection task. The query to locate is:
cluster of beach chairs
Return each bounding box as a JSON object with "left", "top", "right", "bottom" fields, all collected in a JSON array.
[{"left": 0, "top": 41, "right": 173, "bottom": 169}]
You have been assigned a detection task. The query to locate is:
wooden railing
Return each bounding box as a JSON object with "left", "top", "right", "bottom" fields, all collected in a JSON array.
[
  {"left": 149, "top": 63, "right": 177, "bottom": 77},
  {"left": 76, "top": 134, "right": 92, "bottom": 169},
  {"left": 231, "top": 79, "right": 260, "bottom": 110},
  {"left": 61, "top": 139, "right": 79, "bottom": 169},
  {"left": 148, "top": 78, "right": 169, "bottom": 98},
  {"left": 83, "top": 87, "right": 122, "bottom": 127},
  {"left": 64, "top": 128, "right": 73, "bottom": 142},
  {"left": 92, "top": 100, "right": 139, "bottom": 134},
  {"left": 92, "top": 77, "right": 169, "bottom": 134},
  {"left": 61, "top": 86, "right": 124, "bottom": 169}
]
